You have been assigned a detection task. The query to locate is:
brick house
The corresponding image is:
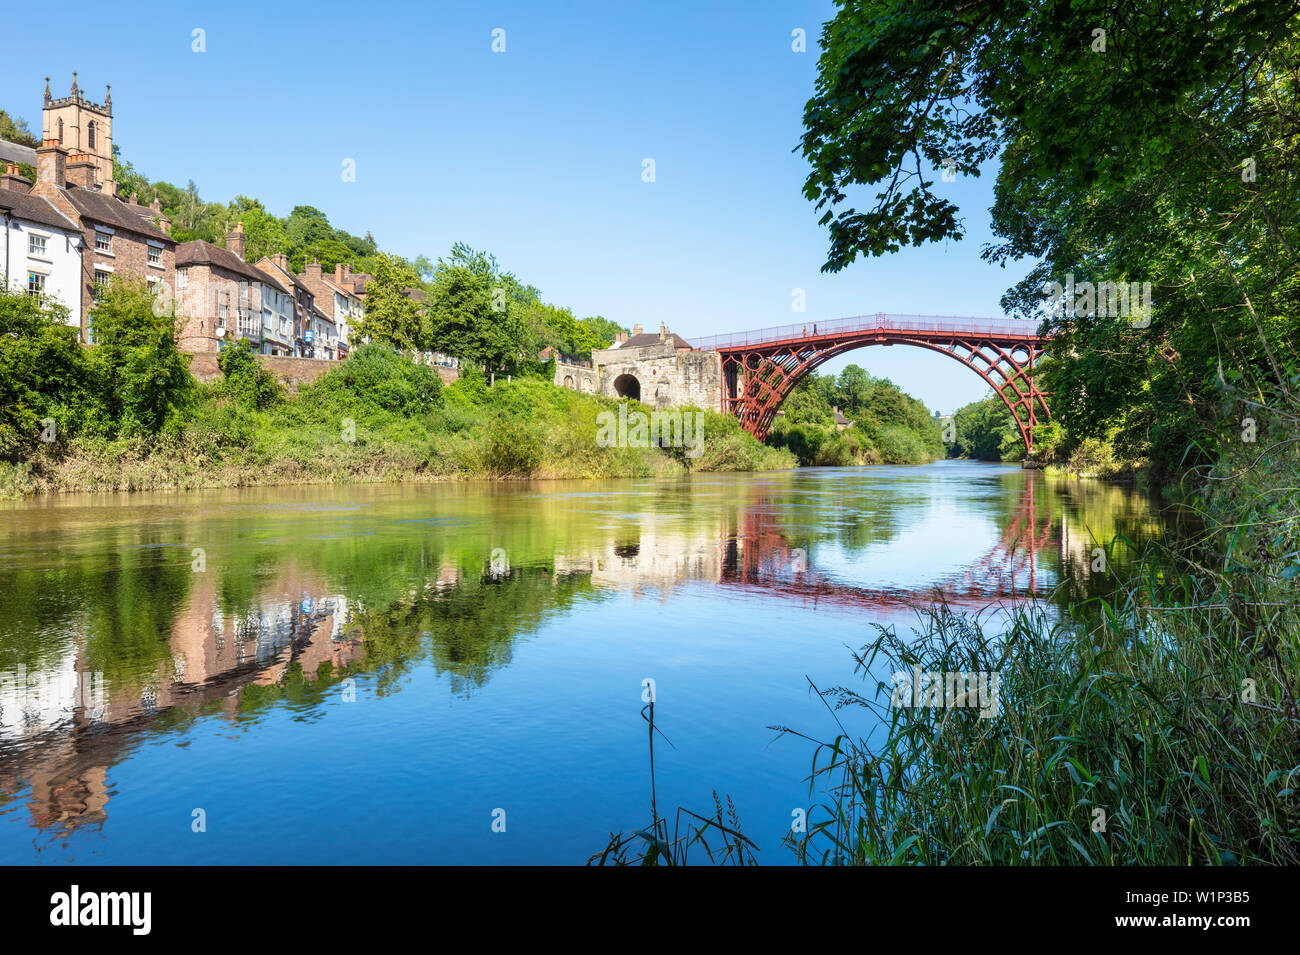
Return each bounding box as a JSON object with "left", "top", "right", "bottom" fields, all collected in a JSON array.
[
  {"left": 27, "top": 140, "right": 175, "bottom": 342},
  {"left": 297, "top": 260, "right": 363, "bottom": 359},
  {"left": 175, "top": 225, "right": 295, "bottom": 355},
  {"left": 255, "top": 253, "right": 326, "bottom": 359}
]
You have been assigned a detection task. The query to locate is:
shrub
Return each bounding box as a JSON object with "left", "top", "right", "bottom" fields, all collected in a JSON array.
[
  {"left": 306, "top": 344, "right": 443, "bottom": 416},
  {"left": 481, "top": 415, "right": 542, "bottom": 475},
  {"left": 218, "top": 338, "right": 283, "bottom": 409},
  {"left": 0, "top": 291, "right": 91, "bottom": 459},
  {"left": 86, "top": 280, "right": 194, "bottom": 438}
]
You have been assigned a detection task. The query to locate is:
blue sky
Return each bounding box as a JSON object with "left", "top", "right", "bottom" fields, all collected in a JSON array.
[{"left": 3, "top": 1, "right": 1034, "bottom": 414}]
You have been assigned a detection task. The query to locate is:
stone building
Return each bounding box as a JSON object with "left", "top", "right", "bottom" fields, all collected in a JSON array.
[
  {"left": 255, "top": 253, "right": 320, "bottom": 359},
  {"left": 175, "top": 226, "right": 295, "bottom": 355},
  {"left": 27, "top": 139, "right": 175, "bottom": 342},
  {"left": 297, "top": 260, "right": 360, "bottom": 359},
  {"left": 41, "top": 73, "right": 114, "bottom": 193},
  {"left": 556, "top": 322, "right": 722, "bottom": 411}
]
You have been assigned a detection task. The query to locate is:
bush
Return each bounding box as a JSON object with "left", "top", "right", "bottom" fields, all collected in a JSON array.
[
  {"left": 87, "top": 280, "right": 194, "bottom": 438},
  {"left": 217, "top": 338, "right": 282, "bottom": 409},
  {"left": 0, "top": 292, "right": 91, "bottom": 459},
  {"left": 481, "top": 415, "right": 543, "bottom": 475},
  {"left": 306, "top": 345, "right": 443, "bottom": 416}
]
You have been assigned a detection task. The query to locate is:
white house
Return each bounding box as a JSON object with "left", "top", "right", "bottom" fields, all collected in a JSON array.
[{"left": 0, "top": 164, "right": 83, "bottom": 328}]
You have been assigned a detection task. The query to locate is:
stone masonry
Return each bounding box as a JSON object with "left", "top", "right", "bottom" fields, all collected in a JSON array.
[{"left": 559, "top": 322, "right": 721, "bottom": 411}]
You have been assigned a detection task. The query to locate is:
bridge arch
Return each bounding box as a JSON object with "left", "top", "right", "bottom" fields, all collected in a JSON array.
[{"left": 701, "top": 315, "right": 1050, "bottom": 454}]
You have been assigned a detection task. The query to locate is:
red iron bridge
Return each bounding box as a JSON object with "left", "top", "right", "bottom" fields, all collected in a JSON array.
[{"left": 692, "top": 313, "right": 1050, "bottom": 453}]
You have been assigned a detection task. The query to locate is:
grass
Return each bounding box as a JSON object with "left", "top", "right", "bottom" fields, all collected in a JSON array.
[{"left": 588, "top": 699, "right": 760, "bottom": 866}]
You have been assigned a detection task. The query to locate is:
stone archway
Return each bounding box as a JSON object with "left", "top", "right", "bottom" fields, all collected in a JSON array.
[
  {"left": 613, "top": 373, "right": 641, "bottom": 401},
  {"left": 563, "top": 375, "right": 575, "bottom": 389}
]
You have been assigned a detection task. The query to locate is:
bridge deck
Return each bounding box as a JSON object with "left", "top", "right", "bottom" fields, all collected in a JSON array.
[{"left": 691, "top": 313, "right": 1044, "bottom": 351}]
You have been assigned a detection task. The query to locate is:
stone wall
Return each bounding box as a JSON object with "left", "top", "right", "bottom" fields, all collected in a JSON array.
[
  {"left": 553, "top": 360, "right": 598, "bottom": 394},
  {"left": 594, "top": 347, "right": 722, "bottom": 411},
  {"left": 188, "top": 353, "right": 460, "bottom": 390},
  {"left": 553, "top": 343, "right": 722, "bottom": 412}
]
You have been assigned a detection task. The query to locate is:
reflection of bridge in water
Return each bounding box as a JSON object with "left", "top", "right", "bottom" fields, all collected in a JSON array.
[{"left": 719, "top": 481, "right": 1056, "bottom": 612}]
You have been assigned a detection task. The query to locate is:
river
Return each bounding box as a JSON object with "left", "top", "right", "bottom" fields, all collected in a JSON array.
[{"left": 0, "top": 461, "right": 1167, "bottom": 864}]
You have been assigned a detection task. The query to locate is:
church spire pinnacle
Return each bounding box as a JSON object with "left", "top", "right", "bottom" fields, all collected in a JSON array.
[
  {"left": 44, "top": 76, "right": 51, "bottom": 104},
  {"left": 71, "top": 71, "right": 79, "bottom": 99}
]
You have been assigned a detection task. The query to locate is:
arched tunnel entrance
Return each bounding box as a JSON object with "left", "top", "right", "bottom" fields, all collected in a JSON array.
[{"left": 613, "top": 374, "right": 641, "bottom": 401}]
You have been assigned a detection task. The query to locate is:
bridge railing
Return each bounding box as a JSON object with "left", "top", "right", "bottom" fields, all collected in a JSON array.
[{"left": 690, "top": 313, "right": 1044, "bottom": 351}]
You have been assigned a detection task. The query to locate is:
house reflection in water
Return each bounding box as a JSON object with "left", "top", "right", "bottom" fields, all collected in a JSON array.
[{"left": 0, "top": 569, "right": 363, "bottom": 839}]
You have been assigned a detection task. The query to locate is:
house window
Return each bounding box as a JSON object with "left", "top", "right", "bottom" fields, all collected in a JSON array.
[
  {"left": 176, "top": 268, "right": 189, "bottom": 289},
  {"left": 87, "top": 121, "right": 96, "bottom": 150},
  {"left": 95, "top": 231, "right": 112, "bottom": 253},
  {"left": 147, "top": 245, "right": 162, "bottom": 266},
  {"left": 28, "top": 235, "right": 47, "bottom": 257},
  {"left": 28, "top": 272, "right": 46, "bottom": 296},
  {"left": 218, "top": 304, "right": 228, "bottom": 326},
  {"left": 93, "top": 269, "right": 111, "bottom": 302},
  {"left": 56, "top": 118, "right": 64, "bottom": 143}
]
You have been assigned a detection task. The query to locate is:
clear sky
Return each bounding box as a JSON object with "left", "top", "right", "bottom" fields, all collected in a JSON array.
[{"left": 2, "top": 1, "right": 1033, "bottom": 414}]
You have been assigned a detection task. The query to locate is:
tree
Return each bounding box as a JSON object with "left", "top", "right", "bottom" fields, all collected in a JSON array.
[
  {"left": 424, "top": 244, "right": 532, "bottom": 375},
  {"left": 0, "top": 110, "right": 39, "bottom": 148},
  {"left": 0, "top": 291, "right": 90, "bottom": 459},
  {"left": 87, "top": 280, "right": 194, "bottom": 437},
  {"left": 355, "top": 252, "right": 425, "bottom": 350},
  {"left": 802, "top": 0, "right": 1300, "bottom": 473},
  {"left": 217, "top": 337, "right": 282, "bottom": 409}
]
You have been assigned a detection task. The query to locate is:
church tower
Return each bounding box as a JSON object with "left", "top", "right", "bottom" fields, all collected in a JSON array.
[{"left": 41, "top": 72, "right": 115, "bottom": 193}]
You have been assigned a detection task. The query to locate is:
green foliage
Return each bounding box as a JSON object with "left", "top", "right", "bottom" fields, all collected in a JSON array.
[
  {"left": 354, "top": 253, "right": 424, "bottom": 350},
  {"left": 86, "top": 280, "right": 194, "bottom": 438},
  {"left": 771, "top": 365, "right": 942, "bottom": 465},
  {"left": 480, "top": 416, "right": 544, "bottom": 476},
  {"left": 803, "top": 0, "right": 1300, "bottom": 477},
  {"left": 217, "top": 338, "right": 282, "bottom": 409},
  {"left": 949, "top": 393, "right": 1020, "bottom": 462},
  {"left": 0, "top": 109, "right": 39, "bottom": 147},
  {"left": 304, "top": 344, "right": 443, "bottom": 416},
  {"left": 0, "top": 293, "right": 90, "bottom": 459}
]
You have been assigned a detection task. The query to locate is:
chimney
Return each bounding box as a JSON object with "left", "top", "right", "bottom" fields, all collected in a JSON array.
[
  {"left": 36, "top": 141, "right": 67, "bottom": 187},
  {"left": 66, "top": 153, "right": 97, "bottom": 190},
  {"left": 659, "top": 322, "right": 668, "bottom": 341},
  {"left": 632, "top": 323, "right": 643, "bottom": 337},
  {"left": 1, "top": 163, "right": 31, "bottom": 194},
  {"left": 128, "top": 193, "right": 139, "bottom": 206},
  {"left": 226, "top": 222, "right": 246, "bottom": 260},
  {"left": 305, "top": 259, "right": 323, "bottom": 281},
  {"left": 272, "top": 253, "right": 290, "bottom": 272},
  {"left": 150, "top": 197, "right": 163, "bottom": 214},
  {"left": 615, "top": 331, "right": 629, "bottom": 345}
]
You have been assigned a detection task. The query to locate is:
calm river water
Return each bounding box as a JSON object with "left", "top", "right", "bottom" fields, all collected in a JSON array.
[{"left": 0, "top": 462, "right": 1166, "bottom": 864}]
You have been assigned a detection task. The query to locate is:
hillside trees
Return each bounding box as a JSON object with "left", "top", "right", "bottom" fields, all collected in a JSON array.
[{"left": 802, "top": 0, "right": 1300, "bottom": 475}]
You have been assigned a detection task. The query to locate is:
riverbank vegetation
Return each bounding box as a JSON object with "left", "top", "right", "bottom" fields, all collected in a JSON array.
[
  {"left": 768, "top": 365, "right": 945, "bottom": 465},
  {"left": 0, "top": 286, "right": 792, "bottom": 498}
]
